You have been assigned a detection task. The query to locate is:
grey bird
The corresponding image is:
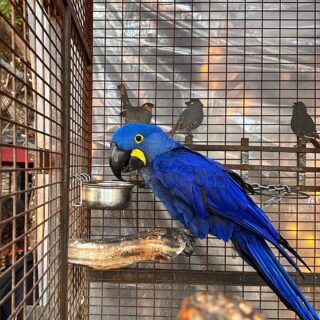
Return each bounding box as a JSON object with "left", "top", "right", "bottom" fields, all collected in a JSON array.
[
  {"left": 118, "top": 84, "right": 153, "bottom": 124},
  {"left": 169, "top": 98, "right": 204, "bottom": 136},
  {"left": 290, "top": 101, "right": 320, "bottom": 148}
]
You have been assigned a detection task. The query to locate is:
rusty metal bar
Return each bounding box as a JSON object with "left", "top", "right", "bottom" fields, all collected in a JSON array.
[
  {"left": 294, "top": 186, "right": 320, "bottom": 192},
  {"left": 86, "top": 269, "right": 320, "bottom": 287},
  {"left": 69, "top": 5, "right": 91, "bottom": 65},
  {"left": 60, "top": 6, "right": 72, "bottom": 320},
  {"left": 84, "top": 163, "right": 320, "bottom": 174},
  {"left": 297, "top": 141, "right": 306, "bottom": 187},
  {"left": 62, "top": 0, "right": 92, "bottom": 65},
  {"left": 225, "top": 164, "right": 320, "bottom": 173},
  {"left": 190, "top": 144, "right": 320, "bottom": 154}
]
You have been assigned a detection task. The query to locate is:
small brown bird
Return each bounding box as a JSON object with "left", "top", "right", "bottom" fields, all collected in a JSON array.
[
  {"left": 290, "top": 101, "right": 320, "bottom": 148},
  {"left": 118, "top": 84, "right": 153, "bottom": 124}
]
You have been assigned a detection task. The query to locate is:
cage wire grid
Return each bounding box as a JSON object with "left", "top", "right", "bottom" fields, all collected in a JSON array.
[
  {"left": 90, "top": 0, "right": 319, "bottom": 319},
  {"left": 0, "top": 0, "right": 92, "bottom": 319},
  {"left": 0, "top": 1, "right": 64, "bottom": 319},
  {"left": 67, "top": 15, "right": 92, "bottom": 320}
]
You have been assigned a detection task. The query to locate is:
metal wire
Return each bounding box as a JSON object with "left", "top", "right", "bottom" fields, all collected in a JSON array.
[
  {"left": 66, "top": 7, "right": 92, "bottom": 320},
  {"left": 0, "top": 1, "right": 91, "bottom": 319},
  {"left": 90, "top": 1, "right": 319, "bottom": 319},
  {"left": 0, "top": 1, "right": 64, "bottom": 318},
  {"left": 1, "top": 1, "right": 319, "bottom": 320}
]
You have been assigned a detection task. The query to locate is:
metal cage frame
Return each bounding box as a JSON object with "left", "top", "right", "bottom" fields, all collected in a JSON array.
[{"left": 0, "top": 1, "right": 319, "bottom": 319}]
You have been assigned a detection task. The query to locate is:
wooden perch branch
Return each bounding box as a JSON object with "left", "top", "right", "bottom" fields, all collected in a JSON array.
[{"left": 68, "top": 228, "right": 194, "bottom": 270}]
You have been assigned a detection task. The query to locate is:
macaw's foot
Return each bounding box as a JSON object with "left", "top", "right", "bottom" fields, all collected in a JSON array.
[
  {"left": 185, "top": 133, "right": 193, "bottom": 145},
  {"left": 177, "top": 229, "right": 196, "bottom": 256},
  {"left": 118, "top": 84, "right": 126, "bottom": 95}
]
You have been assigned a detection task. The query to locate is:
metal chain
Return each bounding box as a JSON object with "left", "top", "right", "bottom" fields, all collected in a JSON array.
[
  {"left": 249, "top": 183, "right": 309, "bottom": 208},
  {"left": 251, "top": 183, "right": 291, "bottom": 193}
]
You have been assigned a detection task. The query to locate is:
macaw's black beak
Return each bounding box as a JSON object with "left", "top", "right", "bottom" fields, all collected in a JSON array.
[{"left": 109, "top": 143, "right": 146, "bottom": 180}]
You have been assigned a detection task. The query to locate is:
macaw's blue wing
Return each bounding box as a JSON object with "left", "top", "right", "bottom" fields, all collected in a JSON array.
[
  {"left": 154, "top": 147, "right": 307, "bottom": 271},
  {"left": 154, "top": 147, "right": 275, "bottom": 238},
  {"left": 153, "top": 147, "right": 319, "bottom": 320}
]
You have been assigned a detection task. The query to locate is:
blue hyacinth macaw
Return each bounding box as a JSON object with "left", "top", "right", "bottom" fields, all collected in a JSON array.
[{"left": 110, "top": 123, "right": 319, "bottom": 320}]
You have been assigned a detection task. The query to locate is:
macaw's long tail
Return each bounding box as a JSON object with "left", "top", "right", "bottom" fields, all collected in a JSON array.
[{"left": 232, "top": 228, "right": 319, "bottom": 320}]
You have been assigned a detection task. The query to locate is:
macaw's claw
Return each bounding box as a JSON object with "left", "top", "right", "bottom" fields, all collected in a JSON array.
[{"left": 176, "top": 229, "right": 196, "bottom": 257}]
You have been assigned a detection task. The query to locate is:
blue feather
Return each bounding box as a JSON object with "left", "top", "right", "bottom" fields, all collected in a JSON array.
[
  {"left": 155, "top": 148, "right": 307, "bottom": 276},
  {"left": 234, "top": 229, "right": 318, "bottom": 320}
]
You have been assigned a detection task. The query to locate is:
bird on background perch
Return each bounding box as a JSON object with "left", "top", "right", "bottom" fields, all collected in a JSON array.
[
  {"left": 118, "top": 84, "right": 153, "bottom": 124},
  {"left": 110, "top": 123, "right": 319, "bottom": 320},
  {"left": 169, "top": 98, "right": 204, "bottom": 140},
  {"left": 290, "top": 101, "right": 320, "bottom": 148}
]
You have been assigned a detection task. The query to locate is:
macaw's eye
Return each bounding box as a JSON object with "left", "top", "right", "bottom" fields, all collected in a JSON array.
[{"left": 134, "top": 134, "right": 144, "bottom": 144}]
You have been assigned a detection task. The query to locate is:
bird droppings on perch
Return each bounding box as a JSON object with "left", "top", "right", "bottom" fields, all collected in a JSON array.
[
  {"left": 178, "top": 292, "right": 265, "bottom": 320},
  {"left": 68, "top": 228, "right": 195, "bottom": 270}
]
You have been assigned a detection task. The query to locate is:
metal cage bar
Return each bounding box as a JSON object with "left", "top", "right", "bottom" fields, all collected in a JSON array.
[
  {"left": 0, "top": 0, "right": 91, "bottom": 319},
  {"left": 1, "top": 0, "right": 319, "bottom": 320}
]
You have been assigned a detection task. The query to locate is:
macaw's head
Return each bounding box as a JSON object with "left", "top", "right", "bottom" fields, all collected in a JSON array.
[{"left": 110, "top": 123, "right": 179, "bottom": 180}]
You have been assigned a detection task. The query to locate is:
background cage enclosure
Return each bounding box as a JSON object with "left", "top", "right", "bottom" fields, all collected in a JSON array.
[{"left": 0, "top": 0, "right": 319, "bottom": 319}]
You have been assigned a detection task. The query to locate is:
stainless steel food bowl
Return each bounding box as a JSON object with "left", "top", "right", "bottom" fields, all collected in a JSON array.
[{"left": 81, "top": 181, "right": 134, "bottom": 210}]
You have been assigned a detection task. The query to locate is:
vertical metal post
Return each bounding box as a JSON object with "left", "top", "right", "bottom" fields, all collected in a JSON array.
[
  {"left": 297, "top": 143, "right": 306, "bottom": 186},
  {"left": 241, "top": 137, "right": 249, "bottom": 182},
  {"left": 60, "top": 5, "right": 71, "bottom": 319}
]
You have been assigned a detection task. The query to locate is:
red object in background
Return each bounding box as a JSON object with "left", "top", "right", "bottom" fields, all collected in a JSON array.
[{"left": 1, "top": 147, "right": 34, "bottom": 165}]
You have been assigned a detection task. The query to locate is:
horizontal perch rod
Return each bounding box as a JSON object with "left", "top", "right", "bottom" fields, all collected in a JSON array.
[
  {"left": 68, "top": 228, "right": 194, "bottom": 270},
  {"left": 189, "top": 144, "right": 320, "bottom": 154}
]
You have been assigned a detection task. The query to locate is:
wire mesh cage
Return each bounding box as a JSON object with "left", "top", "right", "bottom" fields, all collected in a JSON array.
[
  {"left": 0, "top": 0, "right": 91, "bottom": 319},
  {"left": 0, "top": 0, "right": 319, "bottom": 320},
  {"left": 0, "top": 0, "right": 64, "bottom": 318},
  {"left": 90, "top": 1, "right": 319, "bottom": 319}
]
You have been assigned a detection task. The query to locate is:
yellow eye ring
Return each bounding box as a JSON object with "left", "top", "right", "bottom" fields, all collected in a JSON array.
[{"left": 134, "top": 134, "right": 144, "bottom": 144}]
